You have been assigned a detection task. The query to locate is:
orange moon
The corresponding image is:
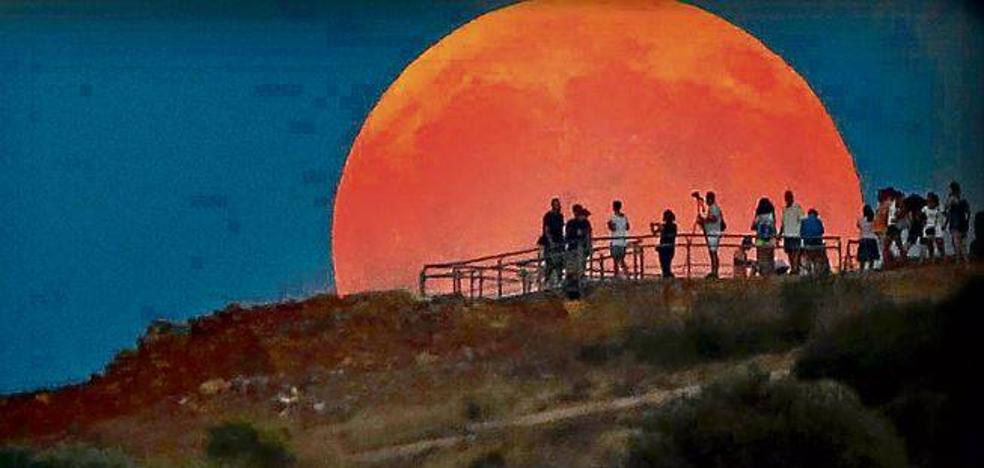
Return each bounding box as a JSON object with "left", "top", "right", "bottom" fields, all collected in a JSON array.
[{"left": 332, "top": 0, "right": 862, "bottom": 294}]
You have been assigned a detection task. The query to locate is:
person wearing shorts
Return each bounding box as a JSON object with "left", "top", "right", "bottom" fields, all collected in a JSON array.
[
  {"left": 699, "top": 192, "right": 723, "bottom": 279},
  {"left": 608, "top": 200, "right": 630, "bottom": 278},
  {"left": 800, "top": 208, "right": 828, "bottom": 275},
  {"left": 857, "top": 205, "right": 880, "bottom": 271},
  {"left": 921, "top": 192, "right": 944, "bottom": 260},
  {"left": 781, "top": 191, "right": 805, "bottom": 274}
]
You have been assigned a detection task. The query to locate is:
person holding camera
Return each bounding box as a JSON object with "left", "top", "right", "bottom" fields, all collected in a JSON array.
[
  {"left": 651, "top": 209, "right": 678, "bottom": 278},
  {"left": 695, "top": 191, "right": 724, "bottom": 279}
]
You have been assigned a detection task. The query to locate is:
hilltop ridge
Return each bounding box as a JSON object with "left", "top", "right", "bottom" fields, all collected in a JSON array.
[{"left": 1, "top": 264, "right": 978, "bottom": 465}]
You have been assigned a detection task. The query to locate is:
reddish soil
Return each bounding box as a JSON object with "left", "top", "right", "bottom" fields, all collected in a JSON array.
[{"left": 0, "top": 291, "right": 568, "bottom": 442}]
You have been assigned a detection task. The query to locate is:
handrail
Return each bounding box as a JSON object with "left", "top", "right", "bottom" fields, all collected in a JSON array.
[{"left": 420, "top": 232, "right": 851, "bottom": 299}]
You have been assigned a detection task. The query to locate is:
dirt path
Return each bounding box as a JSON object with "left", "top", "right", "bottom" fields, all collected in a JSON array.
[{"left": 347, "top": 364, "right": 792, "bottom": 464}]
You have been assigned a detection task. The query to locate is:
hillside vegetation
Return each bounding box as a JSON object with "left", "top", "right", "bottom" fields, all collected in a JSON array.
[{"left": 1, "top": 264, "right": 979, "bottom": 466}]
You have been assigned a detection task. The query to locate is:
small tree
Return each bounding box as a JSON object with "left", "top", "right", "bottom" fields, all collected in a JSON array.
[
  {"left": 206, "top": 421, "right": 295, "bottom": 467},
  {"left": 627, "top": 369, "right": 907, "bottom": 468}
]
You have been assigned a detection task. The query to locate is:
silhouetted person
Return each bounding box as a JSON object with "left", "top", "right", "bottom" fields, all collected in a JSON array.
[
  {"left": 564, "top": 204, "right": 593, "bottom": 298},
  {"left": 900, "top": 193, "right": 926, "bottom": 260},
  {"left": 886, "top": 189, "right": 907, "bottom": 264},
  {"left": 800, "top": 208, "right": 828, "bottom": 275},
  {"left": 751, "top": 197, "right": 777, "bottom": 276},
  {"left": 781, "top": 190, "right": 805, "bottom": 274},
  {"left": 874, "top": 188, "right": 892, "bottom": 268},
  {"left": 650, "top": 209, "right": 677, "bottom": 278},
  {"left": 945, "top": 181, "right": 971, "bottom": 262},
  {"left": 922, "top": 192, "right": 945, "bottom": 260},
  {"left": 857, "top": 205, "right": 880, "bottom": 271},
  {"left": 733, "top": 236, "right": 755, "bottom": 278},
  {"left": 608, "top": 200, "right": 631, "bottom": 278},
  {"left": 696, "top": 191, "right": 724, "bottom": 279},
  {"left": 539, "top": 198, "right": 565, "bottom": 288},
  {"left": 970, "top": 211, "right": 984, "bottom": 262}
]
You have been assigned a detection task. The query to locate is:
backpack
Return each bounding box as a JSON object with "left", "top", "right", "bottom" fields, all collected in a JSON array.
[
  {"left": 756, "top": 219, "right": 775, "bottom": 241},
  {"left": 720, "top": 215, "right": 727, "bottom": 232}
]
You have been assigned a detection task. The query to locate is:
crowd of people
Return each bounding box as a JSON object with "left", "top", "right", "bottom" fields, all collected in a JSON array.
[
  {"left": 857, "top": 182, "right": 974, "bottom": 271},
  {"left": 537, "top": 181, "right": 979, "bottom": 296}
]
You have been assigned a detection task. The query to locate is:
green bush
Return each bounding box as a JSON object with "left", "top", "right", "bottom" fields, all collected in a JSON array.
[
  {"left": 584, "top": 288, "right": 798, "bottom": 368},
  {"left": 0, "top": 446, "right": 37, "bottom": 467},
  {"left": 0, "top": 443, "right": 136, "bottom": 468},
  {"left": 794, "top": 276, "right": 984, "bottom": 466},
  {"left": 777, "top": 278, "right": 827, "bottom": 341},
  {"left": 206, "top": 421, "right": 295, "bottom": 468},
  {"left": 576, "top": 341, "right": 625, "bottom": 364},
  {"left": 682, "top": 290, "right": 780, "bottom": 359},
  {"left": 794, "top": 300, "right": 939, "bottom": 405},
  {"left": 468, "top": 451, "right": 506, "bottom": 468},
  {"left": 627, "top": 369, "right": 907, "bottom": 468}
]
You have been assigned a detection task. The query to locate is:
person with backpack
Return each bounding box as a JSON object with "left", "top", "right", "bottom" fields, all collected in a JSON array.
[
  {"left": 650, "top": 209, "right": 678, "bottom": 278},
  {"left": 564, "top": 204, "right": 593, "bottom": 298},
  {"left": 944, "top": 181, "right": 971, "bottom": 262},
  {"left": 696, "top": 191, "right": 725, "bottom": 279},
  {"left": 800, "top": 208, "right": 828, "bottom": 275},
  {"left": 608, "top": 200, "right": 631, "bottom": 279},
  {"left": 751, "top": 197, "right": 777, "bottom": 276}
]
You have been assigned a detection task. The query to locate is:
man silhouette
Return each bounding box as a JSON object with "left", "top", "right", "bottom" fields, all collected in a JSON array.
[
  {"left": 781, "top": 190, "right": 805, "bottom": 274},
  {"left": 697, "top": 192, "right": 723, "bottom": 279},
  {"left": 608, "top": 200, "right": 631, "bottom": 278},
  {"left": 540, "top": 197, "right": 565, "bottom": 288},
  {"left": 564, "top": 204, "right": 593, "bottom": 298}
]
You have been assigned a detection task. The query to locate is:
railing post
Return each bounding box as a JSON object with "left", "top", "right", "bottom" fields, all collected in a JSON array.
[
  {"left": 419, "top": 268, "right": 427, "bottom": 298},
  {"left": 685, "top": 236, "right": 692, "bottom": 279},
  {"left": 599, "top": 249, "right": 605, "bottom": 280},
  {"left": 469, "top": 269, "right": 476, "bottom": 299},
  {"left": 639, "top": 244, "right": 646, "bottom": 280},
  {"left": 496, "top": 258, "right": 504, "bottom": 298},
  {"left": 452, "top": 267, "right": 460, "bottom": 295},
  {"left": 837, "top": 237, "right": 844, "bottom": 272}
]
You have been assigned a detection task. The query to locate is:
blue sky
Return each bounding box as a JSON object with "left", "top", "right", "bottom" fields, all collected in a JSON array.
[{"left": 1, "top": 0, "right": 982, "bottom": 393}]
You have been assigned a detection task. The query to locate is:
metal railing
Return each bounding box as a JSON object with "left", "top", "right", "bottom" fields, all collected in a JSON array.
[{"left": 420, "top": 233, "right": 847, "bottom": 299}]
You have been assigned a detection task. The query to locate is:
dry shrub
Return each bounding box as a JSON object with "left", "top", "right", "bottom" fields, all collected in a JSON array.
[
  {"left": 628, "top": 368, "right": 907, "bottom": 468},
  {"left": 795, "top": 275, "right": 984, "bottom": 467}
]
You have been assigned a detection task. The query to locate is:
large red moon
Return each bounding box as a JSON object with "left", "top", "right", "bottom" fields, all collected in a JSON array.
[{"left": 332, "top": 0, "right": 862, "bottom": 295}]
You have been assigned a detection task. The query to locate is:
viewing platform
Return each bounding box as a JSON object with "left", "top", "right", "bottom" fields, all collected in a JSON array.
[{"left": 420, "top": 233, "right": 864, "bottom": 299}]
